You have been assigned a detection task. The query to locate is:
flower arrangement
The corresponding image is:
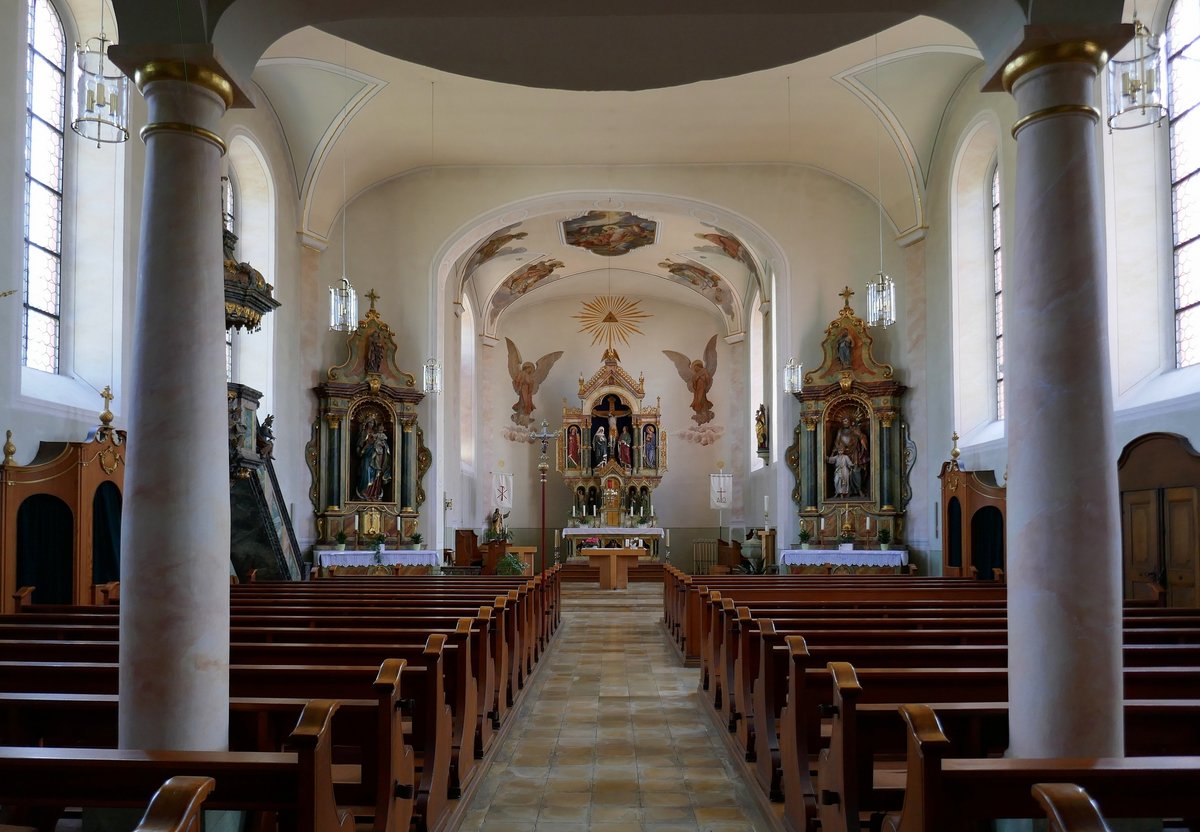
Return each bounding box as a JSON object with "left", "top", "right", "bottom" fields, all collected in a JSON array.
[{"left": 582, "top": 537, "right": 600, "bottom": 548}]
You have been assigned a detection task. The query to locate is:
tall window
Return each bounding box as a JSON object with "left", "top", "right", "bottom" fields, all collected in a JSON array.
[
  {"left": 23, "top": 0, "right": 67, "bottom": 374},
  {"left": 1169, "top": 0, "right": 1200, "bottom": 368},
  {"left": 991, "top": 166, "right": 1005, "bottom": 418}
]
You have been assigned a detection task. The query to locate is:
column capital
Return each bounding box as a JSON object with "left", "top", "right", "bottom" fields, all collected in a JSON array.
[
  {"left": 983, "top": 24, "right": 1132, "bottom": 93},
  {"left": 110, "top": 43, "right": 251, "bottom": 109}
]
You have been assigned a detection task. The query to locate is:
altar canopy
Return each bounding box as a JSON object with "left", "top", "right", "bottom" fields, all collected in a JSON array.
[
  {"left": 557, "top": 348, "right": 667, "bottom": 527},
  {"left": 786, "top": 288, "right": 908, "bottom": 546},
  {"left": 306, "top": 293, "right": 432, "bottom": 547}
]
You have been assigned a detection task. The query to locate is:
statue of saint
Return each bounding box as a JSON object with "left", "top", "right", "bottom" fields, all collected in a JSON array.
[
  {"left": 617, "top": 427, "right": 633, "bottom": 468},
  {"left": 837, "top": 331, "right": 853, "bottom": 368},
  {"left": 643, "top": 424, "right": 657, "bottom": 468},
  {"left": 593, "top": 425, "right": 608, "bottom": 467},
  {"left": 566, "top": 425, "right": 581, "bottom": 468},
  {"left": 831, "top": 413, "right": 869, "bottom": 497},
  {"left": 355, "top": 419, "right": 392, "bottom": 502}
]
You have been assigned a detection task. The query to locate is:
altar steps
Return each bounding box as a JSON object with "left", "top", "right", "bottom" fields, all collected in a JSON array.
[{"left": 560, "top": 561, "right": 664, "bottom": 583}]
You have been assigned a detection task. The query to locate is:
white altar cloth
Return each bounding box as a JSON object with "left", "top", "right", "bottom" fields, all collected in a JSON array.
[
  {"left": 779, "top": 548, "right": 908, "bottom": 568},
  {"left": 563, "top": 527, "right": 665, "bottom": 538},
  {"left": 317, "top": 550, "right": 441, "bottom": 567}
]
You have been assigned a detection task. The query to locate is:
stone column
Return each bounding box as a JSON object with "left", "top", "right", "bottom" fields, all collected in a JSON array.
[
  {"left": 1004, "top": 42, "right": 1123, "bottom": 758},
  {"left": 118, "top": 63, "right": 233, "bottom": 751}
]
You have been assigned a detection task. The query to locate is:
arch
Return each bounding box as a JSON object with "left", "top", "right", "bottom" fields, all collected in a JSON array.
[
  {"left": 970, "top": 505, "right": 1004, "bottom": 580},
  {"left": 946, "top": 496, "right": 963, "bottom": 568},
  {"left": 226, "top": 130, "right": 278, "bottom": 412},
  {"left": 91, "top": 481, "right": 121, "bottom": 584},
  {"left": 16, "top": 494, "right": 73, "bottom": 604},
  {"left": 949, "top": 113, "right": 1002, "bottom": 437}
]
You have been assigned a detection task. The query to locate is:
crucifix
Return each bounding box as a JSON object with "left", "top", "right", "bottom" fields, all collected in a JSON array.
[
  {"left": 529, "top": 419, "right": 561, "bottom": 571},
  {"left": 593, "top": 394, "right": 631, "bottom": 457},
  {"left": 839, "top": 285, "right": 855, "bottom": 309},
  {"left": 99, "top": 385, "right": 114, "bottom": 428},
  {"left": 365, "top": 288, "right": 380, "bottom": 311}
]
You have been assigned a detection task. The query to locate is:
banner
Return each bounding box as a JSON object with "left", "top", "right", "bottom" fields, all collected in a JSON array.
[
  {"left": 709, "top": 472, "right": 733, "bottom": 509},
  {"left": 492, "top": 472, "right": 514, "bottom": 509}
]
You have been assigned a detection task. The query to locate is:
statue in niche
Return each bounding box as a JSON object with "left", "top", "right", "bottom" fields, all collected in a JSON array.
[
  {"left": 592, "top": 395, "right": 631, "bottom": 457},
  {"left": 617, "top": 427, "right": 633, "bottom": 468},
  {"left": 828, "top": 410, "right": 870, "bottom": 498},
  {"left": 663, "top": 334, "right": 718, "bottom": 425},
  {"left": 643, "top": 424, "right": 657, "bottom": 468},
  {"left": 355, "top": 413, "right": 393, "bottom": 502},
  {"left": 566, "top": 425, "right": 581, "bottom": 468},
  {"left": 837, "top": 330, "right": 853, "bottom": 368},
  {"left": 366, "top": 331, "right": 385, "bottom": 374},
  {"left": 754, "top": 405, "right": 768, "bottom": 454},
  {"left": 593, "top": 425, "right": 608, "bottom": 467}
]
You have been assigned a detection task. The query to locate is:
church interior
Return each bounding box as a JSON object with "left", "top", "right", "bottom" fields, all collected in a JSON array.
[{"left": 3, "top": 0, "right": 1200, "bottom": 829}]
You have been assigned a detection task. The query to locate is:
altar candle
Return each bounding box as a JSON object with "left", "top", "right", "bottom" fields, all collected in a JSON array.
[
  {"left": 764, "top": 495, "right": 769, "bottom": 514},
  {"left": 867, "top": 516, "right": 871, "bottom": 530},
  {"left": 354, "top": 514, "right": 360, "bottom": 530},
  {"left": 554, "top": 530, "right": 560, "bottom": 548},
  {"left": 665, "top": 529, "right": 670, "bottom": 546},
  {"left": 820, "top": 517, "right": 825, "bottom": 530}
]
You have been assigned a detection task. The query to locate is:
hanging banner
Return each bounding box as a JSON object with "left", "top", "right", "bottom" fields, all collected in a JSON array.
[
  {"left": 492, "top": 472, "right": 514, "bottom": 509},
  {"left": 710, "top": 472, "right": 733, "bottom": 509}
]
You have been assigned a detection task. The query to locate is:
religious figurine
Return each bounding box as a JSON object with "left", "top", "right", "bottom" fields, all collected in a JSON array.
[
  {"left": 566, "top": 424, "right": 581, "bottom": 468},
  {"left": 505, "top": 338, "right": 564, "bottom": 428},
  {"left": 754, "top": 405, "right": 768, "bottom": 454},
  {"left": 256, "top": 414, "right": 275, "bottom": 460},
  {"left": 617, "top": 426, "right": 632, "bottom": 468},
  {"left": 831, "top": 411, "right": 869, "bottom": 497},
  {"left": 486, "top": 507, "right": 510, "bottom": 540},
  {"left": 593, "top": 425, "right": 608, "bottom": 466},
  {"left": 827, "top": 449, "right": 853, "bottom": 498},
  {"left": 365, "top": 331, "right": 385, "bottom": 374},
  {"left": 837, "top": 330, "right": 853, "bottom": 368},
  {"left": 355, "top": 418, "right": 392, "bottom": 502},
  {"left": 663, "top": 334, "right": 719, "bottom": 425},
  {"left": 643, "top": 424, "right": 657, "bottom": 468}
]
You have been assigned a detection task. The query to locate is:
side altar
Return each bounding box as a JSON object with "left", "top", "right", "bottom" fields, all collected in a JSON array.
[
  {"left": 556, "top": 348, "right": 668, "bottom": 529},
  {"left": 305, "top": 293, "right": 432, "bottom": 548},
  {"left": 787, "top": 288, "right": 908, "bottom": 547}
]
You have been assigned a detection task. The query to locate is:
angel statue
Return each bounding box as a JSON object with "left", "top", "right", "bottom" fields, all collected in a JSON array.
[
  {"left": 663, "top": 334, "right": 719, "bottom": 426},
  {"left": 506, "top": 338, "right": 564, "bottom": 428}
]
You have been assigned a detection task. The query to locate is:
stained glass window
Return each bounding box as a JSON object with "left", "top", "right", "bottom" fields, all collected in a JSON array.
[
  {"left": 1169, "top": 0, "right": 1200, "bottom": 368},
  {"left": 991, "top": 165, "right": 1005, "bottom": 418},
  {"left": 222, "top": 174, "right": 236, "bottom": 382},
  {"left": 23, "top": 0, "right": 66, "bottom": 374}
]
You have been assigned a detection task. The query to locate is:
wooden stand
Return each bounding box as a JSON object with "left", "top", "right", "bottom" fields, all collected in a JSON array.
[{"left": 584, "top": 548, "right": 642, "bottom": 590}]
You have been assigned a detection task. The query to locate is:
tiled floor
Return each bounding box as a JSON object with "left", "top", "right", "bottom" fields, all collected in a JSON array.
[{"left": 456, "top": 582, "right": 776, "bottom": 831}]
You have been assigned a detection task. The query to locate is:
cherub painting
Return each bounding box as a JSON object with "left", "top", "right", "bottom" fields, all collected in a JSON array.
[
  {"left": 663, "top": 334, "right": 719, "bottom": 426},
  {"left": 563, "top": 210, "right": 657, "bottom": 256},
  {"left": 506, "top": 338, "right": 564, "bottom": 427}
]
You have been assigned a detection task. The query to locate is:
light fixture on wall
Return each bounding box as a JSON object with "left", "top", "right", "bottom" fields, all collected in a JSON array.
[
  {"left": 1106, "top": 10, "right": 1168, "bottom": 130},
  {"left": 423, "top": 357, "right": 442, "bottom": 394},
  {"left": 783, "top": 358, "right": 803, "bottom": 394},
  {"left": 328, "top": 38, "right": 359, "bottom": 332},
  {"left": 70, "top": 0, "right": 129, "bottom": 145},
  {"left": 865, "top": 35, "right": 896, "bottom": 329}
]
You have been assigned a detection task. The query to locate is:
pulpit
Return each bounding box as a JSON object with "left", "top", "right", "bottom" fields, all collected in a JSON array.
[{"left": 584, "top": 547, "right": 643, "bottom": 590}]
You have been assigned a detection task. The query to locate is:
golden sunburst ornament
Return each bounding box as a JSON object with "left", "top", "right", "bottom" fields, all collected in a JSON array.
[{"left": 573, "top": 295, "right": 652, "bottom": 352}]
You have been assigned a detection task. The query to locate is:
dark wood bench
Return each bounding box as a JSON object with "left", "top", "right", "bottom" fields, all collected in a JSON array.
[{"left": 0, "top": 700, "right": 354, "bottom": 832}]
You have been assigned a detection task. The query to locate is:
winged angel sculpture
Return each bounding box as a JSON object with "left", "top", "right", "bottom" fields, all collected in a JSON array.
[
  {"left": 507, "top": 338, "right": 563, "bottom": 428},
  {"left": 663, "top": 334, "right": 718, "bottom": 426}
]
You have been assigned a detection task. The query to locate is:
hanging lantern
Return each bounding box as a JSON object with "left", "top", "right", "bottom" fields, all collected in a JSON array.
[
  {"left": 423, "top": 357, "right": 442, "bottom": 394},
  {"left": 783, "top": 358, "right": 803, "bottom": 394},
  {"left": 866, "top": 271, "right": 895, "bottom": 328},
  {"left": 1106, "top": 16, "right": 1168, "bottom": 130},
  {"left": 71, "top": 28, "right": 129, "bottom": 145},
  {"left": 329, "top": 276, "right": 359, "bottom": 331}
]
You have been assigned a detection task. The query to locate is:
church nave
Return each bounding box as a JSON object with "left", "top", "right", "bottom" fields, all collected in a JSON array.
[{"left": 458, "top": 583, "right": 773, "bottom": 832}]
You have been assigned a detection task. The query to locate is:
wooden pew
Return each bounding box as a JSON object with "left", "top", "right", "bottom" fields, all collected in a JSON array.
[
  {"left": 882, "top": 704, "right": 1200, "bottom": 832},
  {"left": 1032, "top": 783, "right": 1112, "bottom": 832},
  {"left": 133, "top": 776, "right": 215, "bottom": 832},
  {"left": 0, "top": 700, "right": 354, "bottom": 832},
  {"left": 0, "top": 659, "right": 416, "bottom": 832}
]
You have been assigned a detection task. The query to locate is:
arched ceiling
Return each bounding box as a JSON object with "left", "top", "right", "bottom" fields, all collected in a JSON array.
[{"left": 255, "top": 17, "right": 986, "bottom": 244}]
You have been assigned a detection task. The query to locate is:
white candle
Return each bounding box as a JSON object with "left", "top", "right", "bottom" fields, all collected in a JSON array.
[
  {"left": 554, "top": 530, "right": 560, "bottom": 547},
  {"left": 820, "top": 517, "right": 825, "bottom": 530},
  {"left": 572, "top": 506, "right": 576, "bottom": 517},
  {"left": 764, "top": 495, "right": 769, "bottom": 514},
  {"left": 665, "top": 530, "right": 670, "bottom": 546},
  {"left": 867, "top": 516, "right": 871, "bottom": 530},
  {"left": 651, "top": 503, "right": 655, "bottom": 515},
  {"left": 354, "top": 514, "right": 360, "bottom": 531}
]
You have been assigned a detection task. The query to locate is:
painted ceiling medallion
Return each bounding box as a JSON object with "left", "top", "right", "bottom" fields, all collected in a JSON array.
[
  {"left": 563, "top": 210, "right": 657, "bottom": 256},
  {"left": 573, "top": 295, "right": 652, "bottom": 352}
]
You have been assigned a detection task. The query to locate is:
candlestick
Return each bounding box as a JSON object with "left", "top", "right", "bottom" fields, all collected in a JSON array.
[{"left": 665, "top": 529, "right": 670, "bottom": 546}]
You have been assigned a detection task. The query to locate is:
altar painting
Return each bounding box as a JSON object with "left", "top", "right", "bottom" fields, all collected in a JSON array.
[{"left": 351, "top": 402, "right": 394, "bottom": 503}]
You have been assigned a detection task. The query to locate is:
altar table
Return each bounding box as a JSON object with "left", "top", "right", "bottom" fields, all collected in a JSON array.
[
  {"left": 563, "top": 526, "right": 664, "bottom": 558},
  {"left": 778, "top": 548, "right": 908, "bottom": 569},
  {"left": 316, "top": 550, "right": 441, "bottom": 568},
  {"left": 582, "top": 548, "right": 643, "bottom": 590}
]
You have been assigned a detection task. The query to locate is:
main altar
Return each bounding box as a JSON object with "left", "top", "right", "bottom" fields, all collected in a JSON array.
[
  {"left": 786, "top": 288, "right": 908, "bottom": 547},
  {"left": 556, "top": 348, "right": 668, "bottom": 555}
]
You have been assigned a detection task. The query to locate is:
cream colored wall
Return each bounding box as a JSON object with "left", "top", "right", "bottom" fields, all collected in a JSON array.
[{"left": 310, "top": 163, "right": 908, "bottom": 553}]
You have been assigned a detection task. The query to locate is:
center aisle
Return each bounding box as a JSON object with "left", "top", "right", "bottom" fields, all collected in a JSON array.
[{"left": 457, "top": 582, "right": 776, "bottom": 831}]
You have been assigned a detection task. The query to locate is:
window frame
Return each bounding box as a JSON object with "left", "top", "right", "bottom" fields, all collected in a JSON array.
[
  {"left": 990, "top": 162, "right": 1005, "bottom": 419},
  {"left": 1167, "top": 0, "right": 1200, "bottom": 369}
]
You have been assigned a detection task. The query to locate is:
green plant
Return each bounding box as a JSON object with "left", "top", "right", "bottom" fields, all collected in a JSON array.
[
  {"left": 839, "top": 530, "right": 855, "bottom": 543},
  {"left": 335, "top": 530, "right": 348, "bottom": 544},
  {"left": 374, "top": 534, "right": 387, "bottom": 548},
  {"left": 798, "top": 526, "right": 811, "bottom": 543},
  {"left": 877, "top": 528, "right": 892, "bottom": 545},
  {"left": 495, "top": 552, "right": 526, "bottom": 576},
  {"left": 410, "top": 532, "right": 423, "bottom": 546}
]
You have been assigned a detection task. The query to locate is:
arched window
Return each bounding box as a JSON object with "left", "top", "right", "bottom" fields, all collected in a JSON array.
[
  {"left": 23, "top": 0, "right": 67, "bottom": 374},
  {"left": 222, "top": 174, "right": 237, "bottom": 382},
  {"left": 1168, "top": 0, "right": 1200, "bottom": 368},
  {"left": 991, "top": 165, "right": 1005, "bottom": 418}
]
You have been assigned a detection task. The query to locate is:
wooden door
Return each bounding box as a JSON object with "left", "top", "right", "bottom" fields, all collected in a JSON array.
[
  {"left": 1122, "top": 489, "right": 1161, "bottom": 601},
  {"left": 1164, "top": 487, "right": 1199, "bottom": 608}
]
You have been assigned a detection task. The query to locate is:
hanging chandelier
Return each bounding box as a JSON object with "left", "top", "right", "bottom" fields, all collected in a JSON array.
[
  {"left": 70, "top": 1, "right": 128, "bottom": 145},
  {"left": 783, "top": 358, "right": 803, "bottom": 394},
  {"left": 328, "top": 276, "right": 359, "bottom": 331},
  {"left": 1106, "top": 14, "right": 1168, "bottom": 130},
  {"left": 865, "top": 35, "right": 896, "bottom": 329},
  {"left": 423, "top": 357, "right": 442, "bottom": 394}
]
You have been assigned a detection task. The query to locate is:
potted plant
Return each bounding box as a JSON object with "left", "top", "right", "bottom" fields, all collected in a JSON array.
[
  {"left": 495, "top": 552, "right": 527, "bottom": 576},
  {"left": 373, "top": 534, "right": 387, "bottom": 553},
  {"left": 838, "top": 530, "right": 855, "bottom": 551},
  {"left": 798, "top": 526, "right": 812, "bottom": 550},
  {"left": 410, "top": 532, "right": 424, "bottom": 550},
  {"left": 334, "top": 531, "right": 348, "bottom": 551},
  {"left": 877, "top": 528, "right": 892, "bottom": 550}
]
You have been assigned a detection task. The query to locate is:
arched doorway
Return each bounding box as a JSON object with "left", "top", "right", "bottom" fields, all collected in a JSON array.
[
  {"left": 16, "top": 494, "right": 73, "bottom": 604},
  {"left": 92, "top": 482, "right": 122, "bottom": 585}
]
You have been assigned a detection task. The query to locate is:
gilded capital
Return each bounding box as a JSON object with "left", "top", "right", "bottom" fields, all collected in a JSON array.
[
  {"left": 1002, "top": 40, "right": 1108, "bottom": 92},
  {"left": 134, "top": 61, "right": 235, "bottom": 109}
]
